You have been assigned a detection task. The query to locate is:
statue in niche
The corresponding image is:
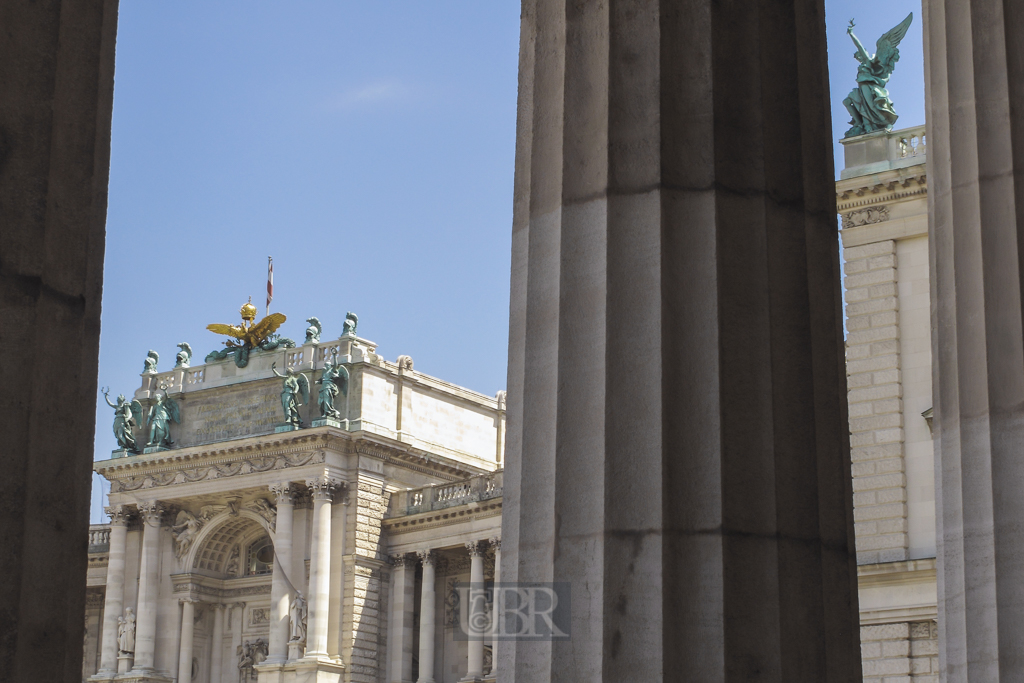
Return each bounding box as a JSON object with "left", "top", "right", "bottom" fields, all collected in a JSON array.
[
  {"left": 842, "top": 14, "right": 914, "bottom": 137},
  {"left": 289, "top": 592, "right": 308, "bottom": 644},
  {"left": 117, "top": 607, "right": 136, "bottom": 654},
  {"left": 146, "top": 388, "right": 181, "bottom": 448},
  {"left": 225, "top": 545, "right": 240, "bottom": 575},
  {"left": 342, "top": 311, "right": 358, "bottom": 337},
  {"left": 142, "top": 350, "right": 159, "bottom": 374},
  {"left": 171, "top": 510, "right": 202, "bottom": 559},
  {"left": 271, "top": 362, "right": 309, "bottom": 428},
  {"left": 316, "top": 352, "right": 349, "bottom": 420},
  {"left": 175, "top": 342, "right": 193, "bottom": 368},
  {"left": 246, "top": 498, "right": 277, "bottom": 531},
  {"left": 304, "top": 317, "right": 322, "bottom": 344},
  {"left": 102, "top": 389, "right": 143, "bottom": 453}
]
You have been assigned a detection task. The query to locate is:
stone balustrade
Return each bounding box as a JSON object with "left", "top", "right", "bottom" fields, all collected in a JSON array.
[
  {"left": 840, "top": 124, "right": 928, "bottom": 180},
  {"left": 88, "top": 524, "right": 111, "bottom": 550},
  {"left": 389, "top": 471, "right": 502, "bottom": 517}
]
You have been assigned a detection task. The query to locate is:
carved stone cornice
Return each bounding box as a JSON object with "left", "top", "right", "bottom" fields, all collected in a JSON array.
[
  {"left": 836, "top": 173, "right": 927, "bottom": 213},
  {"left": 384, "top": 500, "right": 503, "bottom": 536},
  {"left": 107, "top": 449, "right": 326, "bottom": 493}
]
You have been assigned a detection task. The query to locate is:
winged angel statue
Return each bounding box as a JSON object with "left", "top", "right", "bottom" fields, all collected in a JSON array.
[
  {"left": 147, "top": 388, "right": 181, "bottom": 448},
  {"left": 272, "top": 362, "right": 310, "bottom": 428},
  {"left": 103, "top": 389, "right": 143, "bottom": 453},
  {"left": 843, "top": 13, "right": 913, "bottom": 138},
  {"left": 317, "top": 351, "right": 349, "bottom": 419},
  {"left": 206, "top": 298, "right": 295, "bottom": 368}
]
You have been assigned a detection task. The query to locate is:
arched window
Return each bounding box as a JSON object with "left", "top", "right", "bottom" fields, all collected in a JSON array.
[{"left": 246, "top": 536, "right": 274, "bottom": 576}]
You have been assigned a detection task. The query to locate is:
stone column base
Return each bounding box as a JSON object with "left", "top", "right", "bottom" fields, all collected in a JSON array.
[
  {"left": 114, "top": 673, "right": 173, "bottom": 683},
  {"left": 255, "top": 657, "right": 344, "bottom": 683}
]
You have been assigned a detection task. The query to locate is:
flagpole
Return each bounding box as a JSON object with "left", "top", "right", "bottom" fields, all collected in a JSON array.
[{"left": 267, "top": 256, "right": 273, "bottom": 317}]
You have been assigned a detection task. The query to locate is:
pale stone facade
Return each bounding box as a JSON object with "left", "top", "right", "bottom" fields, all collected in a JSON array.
[
  {"left": 838, "top": 126, "right": 938, "bottom": 683},
  {"left": 84, "top": 330, "right": 503, "bottom": 683}
]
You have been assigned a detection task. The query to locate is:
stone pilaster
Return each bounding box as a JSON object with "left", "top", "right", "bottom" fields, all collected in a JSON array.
[
  {"left": 925, "top": 0, "right": 1024, "bottom": 679},
  {"left": 416, "top": 551, "right": 436, "bottom": 683},
  {"left": 388, "top": 555, "right": 415, "bottom": 683},
  {"left": 501, "top": 1, "right": 858, "bottom": 680},
  {"left": 177, "top": 600, "right": 195, "bottom": 683},
  {"left": 844, "top": 240, "right": 909, "bottom": 563}
]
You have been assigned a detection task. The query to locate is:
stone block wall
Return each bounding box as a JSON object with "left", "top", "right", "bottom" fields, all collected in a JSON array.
[
  {"left": 860, "top": 621, "right": 938, "bottom": 683},
  {"left": 844, "top": 240, "right": 909, "bottom": 563}
]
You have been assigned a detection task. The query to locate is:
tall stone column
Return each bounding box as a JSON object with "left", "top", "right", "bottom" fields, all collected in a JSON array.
[
  {"left": 462, "top": 542, "right": 485, "bottom": 681},
  {"left": 389, "top": 555, "right": 415, "bottom": 683},
  {"left": 209, "top": 604, "right": 225, "bottom": 683},
  {"left": 416, "top": 551, "right": 436, "bottom": 683},
  {"left": 500, "top": 2, "right": 858, "bottom": 681},
  {"left": 924, "top": 1, "right": 1024, "bottom": 680},
  {"left": 229, "top": 603, "right": 245, "bottom": 674},
  {"left": 304, "top": 475, "right": 337, "bottom": 660},
  {"left": 94, "top": 507, "right": 129, "bottom": 677},
  {"left": 177, "top": 600, "right": 195, "bottom": 683},
  {"left": 0, "top": 2, "right": 117, "bottom": 681},
  {"left": 132, "top": 502, "right": 164, "bottom": 673},
  {"left": 266, "top": 483, "right": 294, "bottom": 665},
  {"left": 488, "top": 538, "right": 500, "bottom": 680}
]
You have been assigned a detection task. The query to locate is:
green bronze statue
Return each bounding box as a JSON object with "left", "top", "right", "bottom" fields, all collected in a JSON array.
[
  {"left": 305, "top": 317, "right": 322, "bottom": 344},
  {"left": 175, "top": 342, "right": 193, "bottom": 368},
  {"left": 271, "top": 362, "right": 310, "bottom": 428},
  {"left": 143, "top": 350, "right": 159, "bottom": 374},
  {"left": 146, "top": 389, "right": 181, "bottom": 448},
  {"left": 102, "top": 388, "right": 143, "bottom": 453},
  {"left": 342, "top": 311, "right": 358, "bottom": 337},
  {"left": 316, "top": 353, "right": 349, "bottom": 419},
  {"left": 843, "top": 14, "right": 913, "bottom": 138}
]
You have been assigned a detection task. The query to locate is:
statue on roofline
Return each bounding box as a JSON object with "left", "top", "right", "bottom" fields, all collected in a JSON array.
[
  {"left": 317, "top": 351, "right": 349, "bottom": 420},
  {"left": 142, "top": 350, "right": 159, "bottom": 374},
  {"left": 271, "top": 362, "right": 309, "bottom": 428},
  {"left": 175, "top": 342, "right": 193, "bottom": 368},
  {"left": 103, "top": 388, "right": 143, "bottom": 453},
  {"left": 843, "top": 13, "right": 913, "bottom": 138},
  {"left": 342, "top": 311, "right": 358, "bottom": 337},
  {"left": 147, "top": 388, "right": 181, "bottom": 448},
  {"left": 305, "top": 317, "right": 322, "bottom": 344}
]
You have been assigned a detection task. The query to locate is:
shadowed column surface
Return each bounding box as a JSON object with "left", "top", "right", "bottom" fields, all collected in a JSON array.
[
  {"left": 498, "top": 1, "right": 860, "bottom": 681},
  {"left": 925, "top": 1, "right": 1024, "bottom": 681}
]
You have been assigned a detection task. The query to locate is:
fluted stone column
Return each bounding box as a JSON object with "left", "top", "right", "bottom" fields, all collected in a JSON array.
[
  {"left": 500, "top": 2, "right": 858, "bottom": 681},
  {"left": 924, "top": 2, "right": 1024, "bottom": 680},
  {"left": 463, "top": 542, "right": 485, "bottom": 681},
  {"left": 389, "top": 555, "right": 416, "bottom": 683},
  {"left": 94, "top": 507, "right": 129, "bottom": 677},
  {"left": 304, "top": 475, "right": 337, "bottom": 660},
  {"left": 416, "top": 551, "right": 436, "bottom": 683},
  {"left": 177, "top": 600, "right": 195, "bottom": 683},
  {"left": 209, "top": 604, "right": 225, "bottom": 683},
  {"left": 488, "top": 538, "right": 500, "bottom": 680},
  {"left": 132, "top": 502, "right": 164, "bottom": 673},
  {"left": 266, "top": 483, "right": 294, "bottom": 665}
]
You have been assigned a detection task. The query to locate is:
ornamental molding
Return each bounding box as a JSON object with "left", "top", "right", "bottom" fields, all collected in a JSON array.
[
  {"left": 836, "top": 174, "right": 927, "bottom": 213},
  {"left": 108, "top": 450, "right": 326, "bottom": 493},
  {"left": 842, "top": 205, "right": 890, "bottom": 229},
  {"left": 384, "top": 500, "right": 503, "bottom": 536}
]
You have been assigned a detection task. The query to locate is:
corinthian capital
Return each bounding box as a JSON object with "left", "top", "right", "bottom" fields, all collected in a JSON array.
[
  {"left": 105, "top": 505, "right": 131, "bottom": 526},
  {"left": 466, "top": 541, "right": 485, "bottom": 558},
  {"left": 269, "top": 482, "right": 295, "bottom": 505},
  {"left": 417, "top": 549, "right": 435, "bottom": 566},
  {"left": 305, "top": 475, "right": 339, "bottom": 501},
  {"left": 137, "top": 501, "right": 164, "bottom": 526}
]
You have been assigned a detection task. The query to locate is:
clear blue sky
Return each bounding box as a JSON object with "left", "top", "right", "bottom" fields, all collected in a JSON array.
[{"left": 90, "top": 0, "right": 925, "bottom": 522}]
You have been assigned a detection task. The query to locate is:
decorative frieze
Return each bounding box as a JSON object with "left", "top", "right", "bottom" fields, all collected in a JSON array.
[
  {"left": 843, "top": 205, "right": 890, "bottom": 229},
  {"left": 108, "top": 450, "right": 325, "bottom": 493}
]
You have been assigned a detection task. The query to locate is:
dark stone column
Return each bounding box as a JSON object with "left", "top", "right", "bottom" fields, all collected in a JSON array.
[
  {"left": 498, "top": 1, "right": 860, "bottom": 681},
  {"left": 0, "top": 1, "right": 118, "bottom": 681},
  {"left": 925, "top": 1, "right": 1024, "bottom": 681}
]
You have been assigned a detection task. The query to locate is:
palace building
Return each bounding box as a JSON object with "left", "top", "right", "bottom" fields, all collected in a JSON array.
[{"left": 84, "top": 319, "right": 505, "bottom": 683}]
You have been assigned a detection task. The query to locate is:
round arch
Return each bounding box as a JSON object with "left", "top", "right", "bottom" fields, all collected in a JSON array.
[{"left": 183, "top": 509, "right": 276, "bottom": 574}]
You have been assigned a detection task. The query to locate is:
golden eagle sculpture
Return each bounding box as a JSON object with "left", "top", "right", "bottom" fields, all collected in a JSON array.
[{"left": 204, "top": 298, "right": 295, "bottom": 368}]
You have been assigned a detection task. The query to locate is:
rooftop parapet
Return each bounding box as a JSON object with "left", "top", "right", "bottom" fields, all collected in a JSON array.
[
  {"left": 840, "top": 124, "right": 926, "bottom": 180},
  {"left": 388, "top": 470, "right": 503, "bottom": 518}
]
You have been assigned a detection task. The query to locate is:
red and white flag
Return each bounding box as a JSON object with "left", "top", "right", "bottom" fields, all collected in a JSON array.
[{"left": 266, "top": 256, "right": 273, "bottom": 316}]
